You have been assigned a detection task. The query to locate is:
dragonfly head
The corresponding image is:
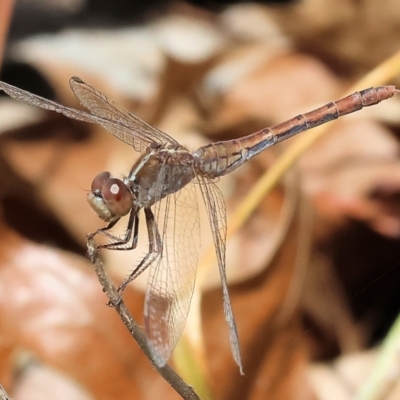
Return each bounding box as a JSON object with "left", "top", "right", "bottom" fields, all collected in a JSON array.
[{"left": 87, "top": 171, "right": 133, "bottom": 222}]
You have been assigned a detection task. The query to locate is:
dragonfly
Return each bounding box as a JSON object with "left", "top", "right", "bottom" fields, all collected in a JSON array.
[{"left": 0, "top": 77, "right": 397, "bottom": 374}]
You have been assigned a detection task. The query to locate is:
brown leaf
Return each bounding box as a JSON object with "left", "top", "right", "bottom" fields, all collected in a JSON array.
[
  {"left": 202, "top": 186, "right": 316, "bottom": 400},
  {"left": 300, "top": 118, "right": 400, "bottom": 238},
  {"left": 0, "top": 221, "right": 178, "bottom": 399},
  {"left": 200, "top": 51, "right": 340, "bottom": 139}
]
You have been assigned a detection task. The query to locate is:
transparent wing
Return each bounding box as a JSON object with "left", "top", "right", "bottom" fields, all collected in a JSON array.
[
  {"left": 0, "top": 79, "right": 115, "bottom": 124},
  {"left": 69, "top": 77, "right": 179, "bottom": 152},
  {"left": 0, "top": 78, "right": 176, "bottom": 154},
  {"left": 144, "top": 179, "right": 200, "bottom": 366},
  {"left": 197, "top": 176, "right": 243, "bottom": 373}
]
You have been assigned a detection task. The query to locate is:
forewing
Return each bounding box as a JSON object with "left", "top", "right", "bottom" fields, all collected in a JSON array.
[
  {"left": 0, "top": 80, "right": 108, "bottom": 124},
  {"left": 144, "top": 180, "right": 200, "bottom": 366},
  {"left": 69, "top": 77, "right": 179, "bottom": 152},
  {"left": 197, "top": 176, "right": 243, "bottom": 374},
  {"left": 0, "top": 79, "right": 156, "bottom": 153}
]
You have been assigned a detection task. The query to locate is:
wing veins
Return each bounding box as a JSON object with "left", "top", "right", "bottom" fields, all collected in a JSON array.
[{"left": 198, "top": 177, "right": 244, "bottom": 373}]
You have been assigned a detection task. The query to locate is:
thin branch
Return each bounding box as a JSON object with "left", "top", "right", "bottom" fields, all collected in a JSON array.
[{"left": 86, "top": 237, "right": 200, "bottom": 400}]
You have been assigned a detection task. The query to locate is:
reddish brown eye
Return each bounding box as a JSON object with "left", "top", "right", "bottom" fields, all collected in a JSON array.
[
  {"left": 91, "top": 171, "right": 111, "bottom": 192},
  {"left": 102, "top": 178, "right": 133, "bottom": 217}
]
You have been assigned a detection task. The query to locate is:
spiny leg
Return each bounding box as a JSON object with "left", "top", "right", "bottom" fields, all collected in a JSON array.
[
  {"left": 86, "top": 217, "right": 120, "bottom": 241},
  {"left": 87, "top": 210, "right": 138, "bottom": 252},
  {"left": 118, "top": 206, "right": 162, "bottom": 294}
]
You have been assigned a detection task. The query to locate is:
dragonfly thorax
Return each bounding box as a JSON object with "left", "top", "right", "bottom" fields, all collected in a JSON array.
[{"left": 128, "top": 148, "right": 196, "bottom": 208}]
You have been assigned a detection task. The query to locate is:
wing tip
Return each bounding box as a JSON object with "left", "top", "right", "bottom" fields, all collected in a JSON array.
[
  {"left": 70, "top": 76, "right": 84, "bottom": 86},
  {"left": 149, "top": 343, "right": 169, "bottom": 369}
]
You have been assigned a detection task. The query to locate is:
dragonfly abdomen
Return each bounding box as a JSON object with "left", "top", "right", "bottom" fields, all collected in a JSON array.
[
  {"left": 271, "top": 86, "right": 397, "bottom": 144},
  {"left": 193, "top": 129, "right": 275, "bottom": 178},
  {"left": 194, "top": 86, "right": 397, "bottom": 178}
]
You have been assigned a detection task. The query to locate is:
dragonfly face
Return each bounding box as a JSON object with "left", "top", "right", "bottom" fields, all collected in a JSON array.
[{"left": 88, "top": 171, "right": 134, "bottom": 222}]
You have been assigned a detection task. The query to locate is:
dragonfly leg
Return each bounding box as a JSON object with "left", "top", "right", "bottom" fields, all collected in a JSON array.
[
  {"left": 117, "top": 206, "right": 162, "bottom": 294},
  {"left": 86, "top": 217, "right": 120, "bottom": 241},
  {"left": 99, "top": 211, "right": 139, "bottom": 251},
  {"left": 87, "top": 210, "right": 139, "bottom": 251}
]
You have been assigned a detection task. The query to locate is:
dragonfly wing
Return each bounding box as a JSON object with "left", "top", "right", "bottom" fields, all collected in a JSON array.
[
  {"left": 0, "top": 80, "right": 108, "bottom": 124},
  {"left": 69, "top": 77, "right": 179, "bottom": 152},
  {"left": 0, "top": 79, "right": 159, "bottom": 153},
  {"left": 197, "top": 176, "right": 243, "bottom": 374},
  {"left": 144, "top": 180, "right": 200, "bottom": 366}
]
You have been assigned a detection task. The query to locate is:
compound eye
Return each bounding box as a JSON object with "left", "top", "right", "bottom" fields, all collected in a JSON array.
[
  {"left": 91, "top": 171, "right": 111, "bottom": 192},
  {"left": 102, "top": 178, "right": 133, "bottom": 217}
]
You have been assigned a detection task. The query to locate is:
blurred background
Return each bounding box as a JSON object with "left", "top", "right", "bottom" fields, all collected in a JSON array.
[{"left": 1, "top": 0, "right": 400, "bottom": 399}]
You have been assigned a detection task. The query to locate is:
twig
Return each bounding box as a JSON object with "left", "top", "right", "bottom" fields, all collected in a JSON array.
[
  {"left": 86, "top": 237, "right": 200, "bottom": 400},
  {"left": 0, "top": 384, "right": 11, "bottom": 400}
]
